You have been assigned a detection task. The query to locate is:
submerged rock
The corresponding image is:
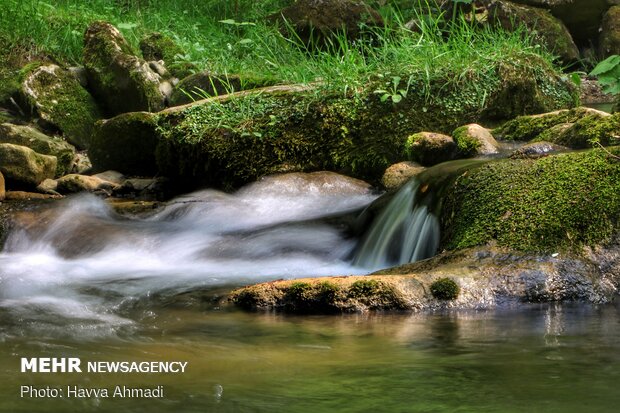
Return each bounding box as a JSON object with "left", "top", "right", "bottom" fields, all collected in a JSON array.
[
  {"left": 509, "top": 141, "right": 568, "bottom": 159},
  {"left": 83, "top": 21, "right": 167, "bottom": 115},
  {"left": 0, "top": 123, "right": 75, "bottom": 177},
  {"left": 0, "top": 143, "right": 56, "bottom": 187},
  {"left": 18, "top": 64, "right": 101, "bottom": 149}
]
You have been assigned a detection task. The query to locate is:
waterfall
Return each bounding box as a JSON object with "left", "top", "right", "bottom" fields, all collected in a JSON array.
[{"left": 353, "top": 178, "right": 440, "bottom": 270}]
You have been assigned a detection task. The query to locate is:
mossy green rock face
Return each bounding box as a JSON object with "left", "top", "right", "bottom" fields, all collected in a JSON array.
[
  {"left": 83, "top": 21, "right": 166, "bottom": 116},
  {"left": 169, "top": 72, "right": 279, "bottom": 106},
  {"left": 533, "top": 114, "right": 620, "bottom": 149},
  {"left": 487, "top": 1, "right": 579, "bottom": 63},
  {"left": 90, "top": 112, "right": 159, "bottom": 176},
  {"left": 0, "top": 123, "right": 75, "bottom": 177},
  {"left": 139, "top": 32, "right": 195, "bottom": 79},
  {"left": 405, "top": 132, "right": 458, "bottom": 166},
  {"left": 18, "top": 64, "right": 101, "bottom": 149},
  {"left": 452, "top": 124, "right": 499, "bottom": 157},
  {"left": 494, "top": 107, "right": 610, "bottom": 141},
  {"left": 599, "top": 6, "right": 620, "bottom": 57},
  {"left": 0, "top": 143, "right": 56, "bottom": 187},
  {"left": 441, "top": 148, "right": 620, "bottom": 253}
]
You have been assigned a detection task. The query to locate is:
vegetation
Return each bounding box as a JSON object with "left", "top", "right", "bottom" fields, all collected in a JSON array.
[{"left": 429, "top": 277, "right": 460, "bottom": 300}]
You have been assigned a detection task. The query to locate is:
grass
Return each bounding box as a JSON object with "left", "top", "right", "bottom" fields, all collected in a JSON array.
[{"left": 0, "top": 0, "right": 562, "bottom": 99}]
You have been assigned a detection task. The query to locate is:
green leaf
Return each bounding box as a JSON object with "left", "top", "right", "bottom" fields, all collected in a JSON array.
[
  {"left": 569, "top": 72, "right": 582, "bottom": 87},
  {"left": 380, "top": 94, "right": 389, "bottom": 103},
  {"left": 239, "top": 38, "right": 253, "bottom": 45},
  {"left": 117, "top": 22, "right": 138, "bottom": 30},
  {"left": 219, "top": 19, "right": 237, "bottom": 25},
  {"left": 392, "top": 94, "right": 403, "bottom": 103},
  {"left": 590, "top": 55, "right": 620, "bottom": 76}
]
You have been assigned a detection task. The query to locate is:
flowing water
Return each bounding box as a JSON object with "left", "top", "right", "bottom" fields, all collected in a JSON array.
[{"left": 1, "top": 176, "right": 619, "bottom": 412}]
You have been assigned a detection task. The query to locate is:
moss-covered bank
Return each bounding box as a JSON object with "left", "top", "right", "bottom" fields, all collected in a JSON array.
[{"left": 441, "top": 148, "right": 620, "bottom": 253}]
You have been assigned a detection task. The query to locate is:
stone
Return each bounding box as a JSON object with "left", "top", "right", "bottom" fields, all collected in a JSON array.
[
  {"left": 405, "top": 132, "right": 459, "bottom": 166},
  {"left": 89, "top": 112, "right": 159, "bottom": 176},
  {"left": 83, "top": 21, "right": 167, "bottom": 116},
  {"left": 509, "top": 141, "right": 569, "bottom": 159},
  {"left": 18, "top": 64, "right": 101, "bottom": 148},
  {"left": 271, "top": 0, "right": 384, "bottom": 48},
  {"left": 381, "top": 161, "right": 425, "bottom": 191},
  {"left": 55, "top": 174, "right": 117, "bottom": 194},
  {"left": 0, "top": 143, "right": 57, "bottom": 187},
  {"left": 0, "top": 171, "right": 4, "bottom": 201},
  {"left": 5, "top": 191, "right": 62, "bottom": 200},
  {"left": 72, "top": 152, "right": 92, "bottom": 174},
  {"left": 452, "top": 123, "right": 499, "bottom": 156},
  {"left": 36, "top": 178, "right": 59, "bottom": 195},
  {"left": 486, "top": 1, "right": 579, "bottom": 63},
  {"left": 531, "top": 113, "right": 620, "bottom": 148},
  {"left": 93, "top": 170, "right": 125, "bottom": 185},
  {"left": 169, "top": 72, "right": 278, "bottom": 106},
  {"left": 600, "top": 6, "right": 620, "bottom": 58},
  {"left": 0, "top": 123, "right": 76, "bottom": 177}
]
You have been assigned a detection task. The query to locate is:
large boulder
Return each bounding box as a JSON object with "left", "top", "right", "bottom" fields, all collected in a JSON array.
[
  {"left": 17, "top": 64, "right": 101, "bottom": 148},
  {"left": 486, "top": 1, "right": 579, "bottom": 63},
  {"left": 533, "top": 113, "right": 620, "bottom": 149},
  {"left": 381, "top": 161, "right": 425, "bottom": 191},
  {"left": 0, "top": 143, "right": 56, "bottom": 187},
  {"left": 89, "top": 112, "right": 159, "bottom": 175},
  {"left": 83, "top": 21, "right": 167, "bottom": 116},
  {"left": 600, "top": 6, "right": 620, "bottom": 58},
  {"left": 271, "top": 0, "right": 384, "bottom": 48},
  {"left": 55, "top": 174, "right": 116, "bottom": 194},
  {"left": 0, "top": 123, "right": 75, "bottom": 177}
]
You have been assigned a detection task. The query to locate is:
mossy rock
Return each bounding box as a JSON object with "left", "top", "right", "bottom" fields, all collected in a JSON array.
[
  {"left": 600, "top": 6, "right": 620, "bottom": 58},
  {"left": 0, "top": 143, "right": 57, "bottom": 187},
  {"left": 405, "top": 132, "right": 459, "bottom": 166},
  {"left": 493, "top": 107, "right": 609, "bottom": 141},
  {"left": 90, "top": 112, "right": 159, "bottom": 175},
  {"left": 139, "top": 32, "right": 196, "bottom": 79},
  {"left": 83, "top": 21, "right": 166, "bottom": 116},
  {"left": 487, "top": 1, "right": 579, "bottom": 63},
  {"left": 452, "top": 124, "right": 499, "bottom": 157},
  {"left": 0, "top": 123, "right": 75, "bottom": 177},
  {"left": 532, "top": 113, "right": 620, "bottom": 149},
  {"left": 441, "top": 148, "right": 620, "bottom": 253},
  {"left": 18, "top": 64, "right": 101, "bottom": 149}
]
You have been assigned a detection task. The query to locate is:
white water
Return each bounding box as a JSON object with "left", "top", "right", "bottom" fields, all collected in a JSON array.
[
  {"left": 353, "top": 179, "right": 440, "bottom": 270},
  {"left": 0, "top": 176, "right": 378, "bottom": 334}
]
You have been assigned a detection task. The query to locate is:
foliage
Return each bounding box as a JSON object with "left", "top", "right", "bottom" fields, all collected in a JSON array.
[
  {"left": 590, "top": 55, "right": 620, "bottom": 96},
  {"left": 429, "top": 278, "right": 460, "bottom": 300}
]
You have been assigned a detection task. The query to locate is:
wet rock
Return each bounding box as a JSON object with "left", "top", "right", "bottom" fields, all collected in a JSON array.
[
  {"left": 5, "top": 191, "right": 62, "bottom": 200},
  {"left": 245, "top": 171, "right": 373, "bottom": 196},
  {"left": 381, "top": 162, "right": 425, "bottom": 191},
  {"left": 55, "top": 174, "right": 117, "bottom": 194},
  {"left": 271, "top": 0, "right": 384, "bottom": 48},
  {"left": 0, "top": 143, "right": 56, "bottom": 187},
  {"left": 0, "top": 123, "right": 76, "bottom": 177},
  {"left": 509, "top": 141, "right": 568, "bottom": 159},
  {"left": 169, "top": 72, "right": 278, "bottom": 106},
  {"left": 72, "top": 152, "right": 92, "bottom": 174},
  {"left": 83, "top": 21, "right": 166, "bottom": 116},
  {"left": 486, "top": 1, "right": 579, "bottom": 63},
  {"left": 89, "top": 111, "right": 159, "bottom": 175},
  {"left": 600, "top": 6, "right": 620, "bottom": 57},
  {"left": 18, "top": 64, "right": 101, "bottom": 148},
  {"left": 230, "top": 243, "right": 620, "bottom": 313},
  {"left": 452, "top": 123, "right": 499, "bottom": 156},
  {"left": 405, "top": 132, "right": 458, "bottom": 166},
  {"left": 36, "top": 178, "right": 59, "bottom": 195},
  {"left": 0, "top": 171, "right": 4, "bottom": 201},
  {"left": 107, "top": 198, "right": 161, "bottom": 216},
  {"left": 93, "top": 170, "right": 125, "bottom": 185},
  {"left": 112, "top": 177, "right": 171, "bottom": 200}
]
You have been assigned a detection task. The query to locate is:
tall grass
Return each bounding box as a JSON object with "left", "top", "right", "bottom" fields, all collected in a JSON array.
[{"left": 0, "top": 0, "right": 557, "bottom": 97}]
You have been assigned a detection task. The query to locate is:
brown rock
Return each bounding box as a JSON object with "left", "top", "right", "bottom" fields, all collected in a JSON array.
[{"left": 381, "top": 162, "right": 425, "bottom": 191}]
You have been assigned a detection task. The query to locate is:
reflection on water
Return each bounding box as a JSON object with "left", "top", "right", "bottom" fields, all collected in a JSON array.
[{"left": 1, "top": 304, "right": 620, "bottom": 412}]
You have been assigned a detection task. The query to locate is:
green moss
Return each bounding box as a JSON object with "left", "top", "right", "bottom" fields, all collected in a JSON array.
[
  {"left": 441, "top": 148, "right": 620, "bottom": 252},
  {"left": 283, "top": 281, "right": 341, "bottom": 313},
  {"left": 139, "top": 32, "right": 196, "bottom": 80},
  {"left": 533, "top": 114, "right": 620, "bottom": 149},
  {"left": 494, "top": 107, "right": 603, "bottom": 141},
  {"left": 346, "top": 279, "right": 406, "bottom": 310},
  {"left": 452, "top": 126, "right": 481, "bottom": 157},
  {"left": 430, "top": 278, "right": 460, "bottom": 300}
]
